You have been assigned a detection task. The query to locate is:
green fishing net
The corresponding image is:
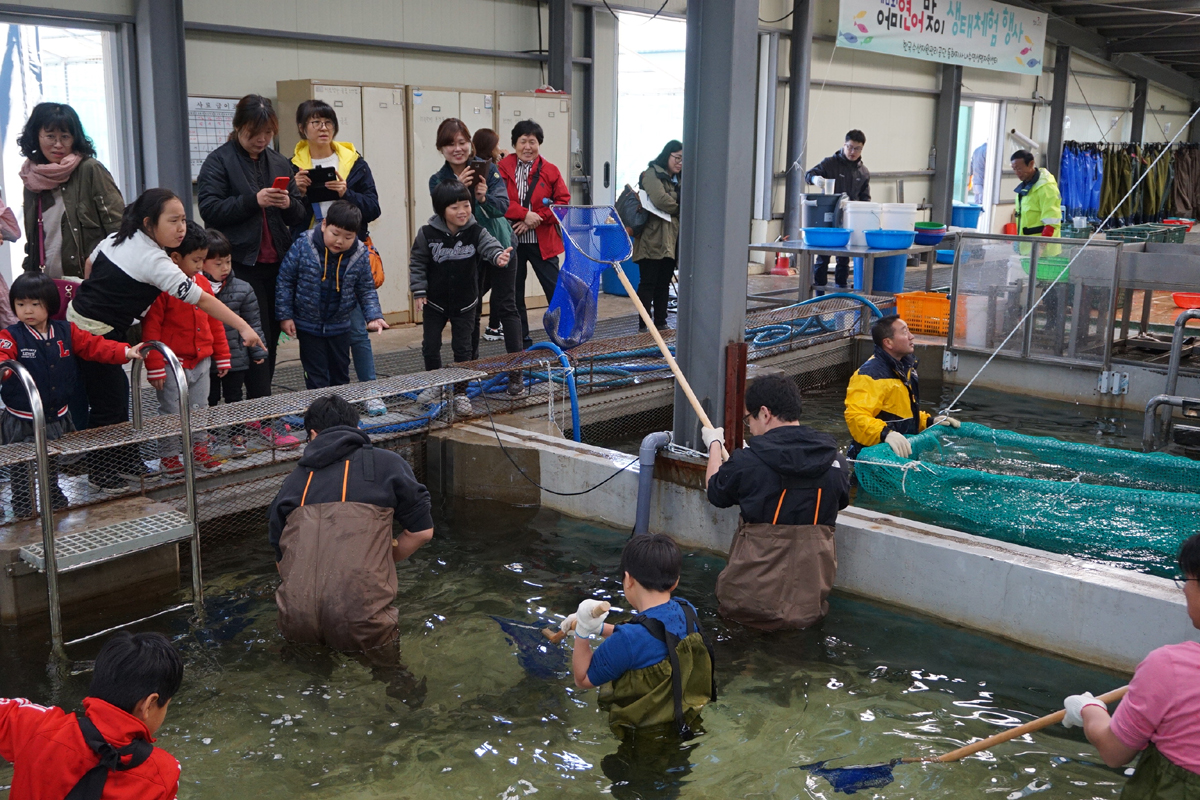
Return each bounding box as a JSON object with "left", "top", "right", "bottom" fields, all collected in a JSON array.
[{"left": 854, "top": 422, "right": 1200, "bottom": 575}]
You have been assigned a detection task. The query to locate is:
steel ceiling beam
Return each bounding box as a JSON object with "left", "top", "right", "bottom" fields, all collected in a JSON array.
[{"left": 1110, "top": 36, "right": 1198, "bottom": 53}]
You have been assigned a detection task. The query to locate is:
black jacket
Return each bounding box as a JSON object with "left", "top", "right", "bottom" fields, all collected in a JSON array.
[
  {"left": 707, "top": 425, "right": 850, "bottom": 526},
  {"left": 408, "top": 214, "right": 504, "bottom": 314},
  {"left": 805, "top": 150, "right": 871, "bottom": 201},
  {"left": 197, "top": 140, "right": 306, "bottom": 266},
  {"left": 268, "top": 426, "right": 433, "bottom": 561},
  {"left": 291, "top": 155, "right": 380, "bottom": 241}
]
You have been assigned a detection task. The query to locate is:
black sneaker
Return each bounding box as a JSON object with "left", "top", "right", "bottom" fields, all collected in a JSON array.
[
  {"left": 506, "top": 372, "right": 527, "bottom": 396},
  {"left": 483, "top": 325, "right": 504, "bottom": 341}
]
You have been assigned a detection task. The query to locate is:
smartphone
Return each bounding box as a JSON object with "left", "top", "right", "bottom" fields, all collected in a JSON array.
[
  {"left": 271, "top": 176, "right": 290, "bottom": 191},
  {"left": 468, "top": 156, "right": 489, "bottom": 171}
]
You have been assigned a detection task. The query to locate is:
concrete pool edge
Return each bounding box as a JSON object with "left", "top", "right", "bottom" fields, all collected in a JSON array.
[{"left": 434, "top": 419, "right": 1197, "bottom": 673}]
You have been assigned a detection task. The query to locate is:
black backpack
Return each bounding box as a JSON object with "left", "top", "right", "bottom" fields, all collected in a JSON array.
[{"left": 615, "top": 183, "right": 649, "bottom": 238}]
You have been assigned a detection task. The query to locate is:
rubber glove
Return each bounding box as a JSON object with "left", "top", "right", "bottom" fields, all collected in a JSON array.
[
  {"left": 932, "top": 415, "right": 961, "bottom": 428},
  {"left": 1042, "top": 225, "right": 1057, "bottom": 237},
  {"left": 1063, "top": 692, "right": 1107, "bottom": 728},
  {"left": 884, "top": 430, "right": 912, "bottom": 458},
  {"left": 573, "top": 599, "right": 610, "bottom": 639},
  {"left": 701, "top": 426, "right": 724, "bottom": 451}
]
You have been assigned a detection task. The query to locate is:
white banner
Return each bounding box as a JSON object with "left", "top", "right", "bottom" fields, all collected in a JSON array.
[{"left": 837, "top": 0, "right": 1046, "bottom": 75}]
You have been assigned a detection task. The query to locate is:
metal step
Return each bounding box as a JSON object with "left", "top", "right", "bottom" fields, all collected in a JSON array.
[
  {"left": 19, "top": 511, "right": 193, "bottom": 573},
  {"left": 1173, "top": 424, "right": 1200, "bottom": 449}
]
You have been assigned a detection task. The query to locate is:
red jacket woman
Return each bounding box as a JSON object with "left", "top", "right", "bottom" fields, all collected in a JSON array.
[{"left": 498, "top": 151, "right": 571, "bottom": 262}]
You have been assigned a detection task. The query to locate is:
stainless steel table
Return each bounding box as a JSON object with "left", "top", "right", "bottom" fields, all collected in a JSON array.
[{"left": 747, "top": 239, "right": 948, "bottom": 305}]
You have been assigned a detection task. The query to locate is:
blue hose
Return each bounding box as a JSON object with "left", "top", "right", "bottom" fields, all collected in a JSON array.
[{"left": 527, "top": 342, "right": 582, "bottom": 442}]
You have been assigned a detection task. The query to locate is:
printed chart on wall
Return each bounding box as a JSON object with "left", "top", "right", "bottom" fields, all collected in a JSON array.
[
  {"left": 837, "top": 0, "right": 1045, "bottom": 75},
  {"left": 188, "top": 96, "right": 237, "bottom": 181}
]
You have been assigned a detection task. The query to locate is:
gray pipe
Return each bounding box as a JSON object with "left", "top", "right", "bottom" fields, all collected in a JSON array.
[
  {"left": 1160, "top": 308, "right": 1200, "bottom": 440},
  {"left": 634, "top": 431, "right": 673, "bottom": 536}
]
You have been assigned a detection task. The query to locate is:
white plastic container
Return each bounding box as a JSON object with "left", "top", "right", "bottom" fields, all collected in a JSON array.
[
  {"left": 880, "top": 202, "right": 920, "bottom": 231},
  {"left": 844, "top": 201, "right": 882, "bottom": 247}
]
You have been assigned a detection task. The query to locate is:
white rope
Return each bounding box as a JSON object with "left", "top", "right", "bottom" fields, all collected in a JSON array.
[{"left": 945, "top": 102, "right": 1200, "bottom": 414}]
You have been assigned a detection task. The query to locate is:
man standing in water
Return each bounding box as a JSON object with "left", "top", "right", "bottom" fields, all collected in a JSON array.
[{"left": 268, "top": 395, "right": 433, "bottom": 653}]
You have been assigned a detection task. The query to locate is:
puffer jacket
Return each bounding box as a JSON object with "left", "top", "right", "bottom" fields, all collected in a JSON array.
[
  {"left": 805, "top": 150, "right": 871, "bottom": 201},
  {"left": 276, "top": 228, "right": 382, "bottom": 336},
  {"left": 429, "top": 161, "right": 512, "bottom": 248},
  {"left": 631, "top": 162, "right": 680, "bottom": 263},
  {"left": 205, "top": 273, "right": 268, "bottom": 372},
  {"left": 141, "top": 273, "right": 232, "bottom": 380},
  {"left": 22, "top": 156, "right": 125, "bottom": 277},
  {"left": 290, "top": 140, "right": 380, "bottom": 240}
]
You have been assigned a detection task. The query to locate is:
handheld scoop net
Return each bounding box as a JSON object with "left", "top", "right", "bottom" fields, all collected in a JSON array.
[{"left": 543, "top": 206, "right": 633, "bottom": 349}]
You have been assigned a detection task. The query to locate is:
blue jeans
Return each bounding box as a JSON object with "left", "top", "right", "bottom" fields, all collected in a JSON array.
[{"left": 349, "top": 305, "right": 377, "bottom": 382}]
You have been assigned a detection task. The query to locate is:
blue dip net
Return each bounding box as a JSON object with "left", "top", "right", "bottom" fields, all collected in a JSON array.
[
  {"left": 854, "top": 422, "right": 1200, "bottom": 575},
  {"left": 543, "top": 206, "right": 633, "bottom": 349}
]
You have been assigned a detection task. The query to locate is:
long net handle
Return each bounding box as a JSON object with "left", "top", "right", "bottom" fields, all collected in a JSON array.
[
  {"left": 911, "top": 685, "right": 1129, "bottom": 764},
  {"left": 543, "top": 601, "right": 612, "bottom": 644}
]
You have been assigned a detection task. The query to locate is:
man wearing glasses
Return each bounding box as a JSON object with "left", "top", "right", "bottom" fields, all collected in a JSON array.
[
  {"left": 700, "top": 376, "right": 850, "bottom": 631},
  {"left": 804, "top": 130, "right": 871, "bottom": 294}
]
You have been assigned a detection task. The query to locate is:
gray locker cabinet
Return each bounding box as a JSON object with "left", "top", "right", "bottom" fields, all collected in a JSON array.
[
  {"left": 361, "top": 84, "right": 411, "bottom": 324},
  {"left": 276, "top": 80, "right": 365, "bottom": 158}
]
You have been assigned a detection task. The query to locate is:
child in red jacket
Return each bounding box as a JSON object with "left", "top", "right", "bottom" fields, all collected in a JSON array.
[
  {"left": 0, "top": 631, "right": 184, "bottom": 800},
  {"left": 141, "top": 221, "right": 231, "bottom": 476}
]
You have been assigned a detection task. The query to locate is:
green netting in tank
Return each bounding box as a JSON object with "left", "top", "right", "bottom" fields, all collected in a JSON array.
[{"left": 853, "top": 422, "right": 1200, "bottom": 574}]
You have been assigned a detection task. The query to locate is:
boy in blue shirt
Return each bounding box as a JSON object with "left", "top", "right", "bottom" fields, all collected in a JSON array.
[{"left": 566, "top": 534, "right": 716, "bottom": 738}]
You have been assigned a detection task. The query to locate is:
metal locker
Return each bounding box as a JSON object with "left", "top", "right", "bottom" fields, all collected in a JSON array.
[
  {"left": 276, "top": 80, "right": 364, "bottom": 157},
  {"left": 361, "top": 84, "right": 410, "bottom": 322},
  {"left": 459, "top": 92, "right": 494, "bottom": 133},
  {"left": 408, "top": 87, "right": 464, "bottom": 232}
]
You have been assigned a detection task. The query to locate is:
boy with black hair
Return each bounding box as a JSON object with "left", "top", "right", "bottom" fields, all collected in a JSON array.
[
  {"left": 0, "top": 272, "right": 144, "bottom": 515},
  {"left": 142, "top": 220, "right": 231, "bottom": 476},
  {"left": 0, "top": 631, "right": 184, "bottom": 799},
  {"left": 564, "top": 533, "right": 716, "bottom": 738},
  {"left": 277, "top": 199, "right": 388, "bottom": 390},
  {"left": 1062, "top": 533, "right": 1200, "bottom": 796},
  {"left": 410, "top": 181, "right": 512, "bottom": 415}
]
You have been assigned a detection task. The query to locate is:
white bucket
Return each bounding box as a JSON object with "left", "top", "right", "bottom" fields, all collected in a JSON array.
[
  {"left": 844, "top": 201, "right": 882, "bottom": 247},
  {"left": 880, "top": 202, "right": 920, "bottom": 231}
]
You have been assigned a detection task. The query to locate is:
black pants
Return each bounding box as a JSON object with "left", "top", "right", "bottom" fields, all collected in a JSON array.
[
  {"left": 635, "top": 257, "right": 675, "bottom": 330},
  {"left": 208, "top": 370, "right": 247, "bottom": 406},
  {"left": 514, "top": 243, "right": 560, "bottom": 348},
  {"left": 423, "top": 302, "right": 475, "bottom": 382},
  {"left": 297, "top": 331, "right": 352, "bottom": 390},
  {"left": 236, "top": 261, "right": 280, "bottom": 397},
  {"left": 473, "top": 263, "right": 524, "bottom": 358},
  {"left": 812, "top": 255, "right": 850, "bottom": 289},
  {"left": 78, "top": 333, "right": 140, "bottom": 487}
]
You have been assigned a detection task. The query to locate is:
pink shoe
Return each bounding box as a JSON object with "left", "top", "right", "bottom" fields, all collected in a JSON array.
[{"left": 247, "top": 420, "right": 301, "bottom": 450}]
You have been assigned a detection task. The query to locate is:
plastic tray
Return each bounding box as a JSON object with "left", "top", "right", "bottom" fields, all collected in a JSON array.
[{"left": 802, "top": 227, "right": 852, "bottom": 247}]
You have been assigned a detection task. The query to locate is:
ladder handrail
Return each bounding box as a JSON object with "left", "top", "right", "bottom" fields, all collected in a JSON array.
[
  {"left": 0, "top": 359, "right": 63, "bottom": 658},
  {"left": 1162, "top": 308, "right": 1200, "bottom": 442},
  {"left": 130, "top": 342, "right": 203, "bottom": 619}
]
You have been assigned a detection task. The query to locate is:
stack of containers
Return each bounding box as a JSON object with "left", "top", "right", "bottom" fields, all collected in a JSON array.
[
  {"left": 845, "top": 201, "right": 881, "bottom": 246},
  {"left": 855, "top": 202, "right": 919, "bottom": 293}
]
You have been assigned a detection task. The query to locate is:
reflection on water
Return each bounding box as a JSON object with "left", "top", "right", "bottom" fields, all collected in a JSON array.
[{"left": 0, "top": 499, "right": 1129, "bottom": 798}]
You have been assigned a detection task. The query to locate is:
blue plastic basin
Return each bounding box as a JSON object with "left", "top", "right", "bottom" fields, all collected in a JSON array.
[
  {"left": 864, "top": 229, "right": 917, "bottom": 250},
  {"left": 951, "top": 203, "right": 984, "bottom": 228},
  {"left": 936, "top": 249, "right": 955, "bottom": 264},
  {"left": 913, "top": 230, "right": 946, "bottom": 246},
  {"left": 802, "top": 227, "right": 852, "bottom": 247}
]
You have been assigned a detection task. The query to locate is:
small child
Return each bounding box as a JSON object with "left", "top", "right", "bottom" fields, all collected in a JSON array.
[
  {"left": 0, "top": 631, "right": 183, "bottom": 799},
  {"left": 276, "top": 199, "right": 387, "bottom": 390},
  {"left": 410, "top": 180, "right": 511, "bottom": 416},
  {"left": 141, "top": 220, "right": 231, "bottom": 476},
  {"left": 1063, "top": 532, "right": 1200, "bottom": 795},
  {"left": 565, "top": 534, "right": 716, "bottom": 738},
  {"left": 202, "top": 229, "right": 268, "bottom": 458},
  {"left": 0, "top": 272, "right": 143, "bottom": 516}
]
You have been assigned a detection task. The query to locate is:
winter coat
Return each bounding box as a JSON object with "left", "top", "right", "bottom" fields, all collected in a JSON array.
[
  {"left": 707, "top": 425, "right": 850, "bottom": 525},
  {"left": 429, "top": 161, "right": 513, "bottom": 248},
  {"left": 844, "top": 344, "right": 931, "bottom": 456},
  {"left": 22, "top": 156, "right": 125, "bottom": 278},
  {"left": 141, "top": 273, "right": 232, "bottom": 380},
  {"left": 0, "top": 320, "right": 128, "bottom": 420},
  {"left": 805, "top": 150, "right": 871, "bottom": 201},
  {"left": 197, "top": 139, "right": 306, "bottom": 266},
  {"left": 290, "top": 140, "right": 381, "bottom": 240},
  {"left": 409, "top": 213, "right": 504, "bottom": 315},
  {"left": 1015, "top": 167, "right": 1063, "bottom": 236},
  {"left": 498, "top": 153, "right": 572, "bottom": 260},
  {"left": 0, "top": 696, "right": 180, "bottom": 800},
  {"left": 205, "top": 273, "right": 268, "bottom": 373},
  {"left": 275, "top": 228, "right": 382, "bottom": 337},
  {"left": 632, "top": 162, "right": 680, "bottom": 263}
]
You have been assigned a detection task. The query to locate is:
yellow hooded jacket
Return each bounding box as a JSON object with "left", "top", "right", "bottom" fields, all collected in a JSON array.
[{"left": 844, "top": 346, "right": 930, "bottom": 455}]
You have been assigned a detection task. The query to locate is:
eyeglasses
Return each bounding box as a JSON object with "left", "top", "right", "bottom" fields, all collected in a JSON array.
[
  {"left": 307, "top": 119, "right": 334, "bottom": 130},
  {"left": 669, "top": 153, "right": 683, "bottom": 162},
  {"left": 742, "top": 412, "right": 753, "bottom": 427},
  {"left": 1173, "top": 575, "right": 1199, "bottom": 589}
]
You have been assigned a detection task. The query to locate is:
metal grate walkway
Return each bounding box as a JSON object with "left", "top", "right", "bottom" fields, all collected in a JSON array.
[{"left": 19, "top": 511, "right": 193, "bottom": 573}]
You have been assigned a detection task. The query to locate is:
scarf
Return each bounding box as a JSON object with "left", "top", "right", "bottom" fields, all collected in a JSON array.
[{"left": 19, "top": 153, "right": 83, "bottom": 192}]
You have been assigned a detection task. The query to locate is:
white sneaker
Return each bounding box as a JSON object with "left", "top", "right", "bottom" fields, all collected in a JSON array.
[
  {"left": 452, "top": 395, "right": 473, "bottom": 417},
  {"left": 364, "top": 398, "right": 387, "bottom": 417},
  {"left": 415, "top": 387, "right": 441, "bottom": 405}
]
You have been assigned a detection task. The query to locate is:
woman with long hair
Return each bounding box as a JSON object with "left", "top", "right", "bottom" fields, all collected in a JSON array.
[{"left": 632, "top": 140, "right": 682, "bottom": 331}]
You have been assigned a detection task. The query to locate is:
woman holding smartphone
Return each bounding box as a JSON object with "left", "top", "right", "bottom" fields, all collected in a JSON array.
[{"left": 197, "top": 94, "right": 305, "bottom": 402}]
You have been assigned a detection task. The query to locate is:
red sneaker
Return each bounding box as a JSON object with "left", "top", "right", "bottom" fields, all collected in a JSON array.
[{"left": 192, "top": 443, "right": 223, "bottom": 473}]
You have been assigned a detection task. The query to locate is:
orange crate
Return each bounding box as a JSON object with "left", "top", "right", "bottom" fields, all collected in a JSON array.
[{"left": 894, "top": 291, "right": 951, "bottom": 336}]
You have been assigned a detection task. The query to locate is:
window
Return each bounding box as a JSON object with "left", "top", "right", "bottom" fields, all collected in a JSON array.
[{"left": 616, "top": 12, "right": 685, "bottom": 194}]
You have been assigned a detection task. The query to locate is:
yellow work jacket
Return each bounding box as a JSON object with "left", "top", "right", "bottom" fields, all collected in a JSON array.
[{"left": 844, "top": 346, "right": 929, "bottom": 456}]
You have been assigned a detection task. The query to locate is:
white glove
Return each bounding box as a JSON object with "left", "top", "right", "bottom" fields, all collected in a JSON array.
[
  {"left": 932, "top": 415, "right": 961, "bottom": 428},
  {"left": 559, "top": 613, "right": 578, "bottom": 635},
  {"left": 1063, "top": 692, "right": 1107, "bottom": 728},
  {"left": 573, "top": 599, "right": 609, "bottom": 639},
  {"left": 884, "top": 430, "right": 912, "bottom": 459},
  {"left": 811, "top": 175, "right": 827, "bottom": 188},
  {"left": 701, "top": 426, "right": 725, "bottom": 451}
]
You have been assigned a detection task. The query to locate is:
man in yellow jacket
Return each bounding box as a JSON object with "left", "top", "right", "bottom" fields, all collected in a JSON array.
[
  {"left": 1011, "top": 150, "right": 1062, "bottom": 238},
  {"left": 845, "top": 316, "right": 958, "bottom": 460}
]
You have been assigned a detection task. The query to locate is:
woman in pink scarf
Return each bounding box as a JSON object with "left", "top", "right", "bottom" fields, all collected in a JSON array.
[{"left": 18, "top": 102, "right": 124, "bottom": 280}]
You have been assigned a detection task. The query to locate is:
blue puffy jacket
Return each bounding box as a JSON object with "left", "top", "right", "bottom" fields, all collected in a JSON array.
[{"left": 276, "top": 228, "right": 383, "bottom": 336}]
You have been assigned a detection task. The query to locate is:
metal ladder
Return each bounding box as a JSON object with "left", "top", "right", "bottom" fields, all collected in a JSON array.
[
  {"left": 12, "top": 342, "right": 202, "bottom": 660},
  {"left": 1143, "top": 308, "right": 1200, "bottom": 452}
]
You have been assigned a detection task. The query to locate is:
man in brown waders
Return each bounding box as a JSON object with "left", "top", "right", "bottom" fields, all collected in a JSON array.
[
  {"left": 268, "top": 395, "right": 434, "bottom": 653},
  {"left": 702, "top": 375, "right": 850, "bottom": 630}
]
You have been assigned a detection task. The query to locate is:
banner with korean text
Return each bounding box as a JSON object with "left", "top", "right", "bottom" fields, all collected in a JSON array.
[{"left": 837, "top": 0, "right": 1046, "bottom": 75}]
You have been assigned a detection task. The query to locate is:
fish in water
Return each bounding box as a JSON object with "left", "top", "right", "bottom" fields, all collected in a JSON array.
[{"left": 798, "top": 759, "right": 900, "bottom": 794}]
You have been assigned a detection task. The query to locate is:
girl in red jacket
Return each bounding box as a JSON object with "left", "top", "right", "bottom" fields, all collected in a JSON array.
[{"left": 141, "top": 221, "right": 231, "bottom": 476}]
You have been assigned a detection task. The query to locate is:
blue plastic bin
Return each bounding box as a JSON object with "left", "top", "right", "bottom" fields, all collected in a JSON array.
[
  {"left": 853, "top": 255, "right": 907, "bottom": 293},
  {"left": 601, "top": 261, "right": 640, "bottom": 296},
  {"left": 951, "top": 203, "right": 984, "bottom": 229}
]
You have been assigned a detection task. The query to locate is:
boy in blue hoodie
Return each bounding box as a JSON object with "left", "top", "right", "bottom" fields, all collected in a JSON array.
[{"left": 276, "top": 200, "right": 387, "bottom": 390}]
